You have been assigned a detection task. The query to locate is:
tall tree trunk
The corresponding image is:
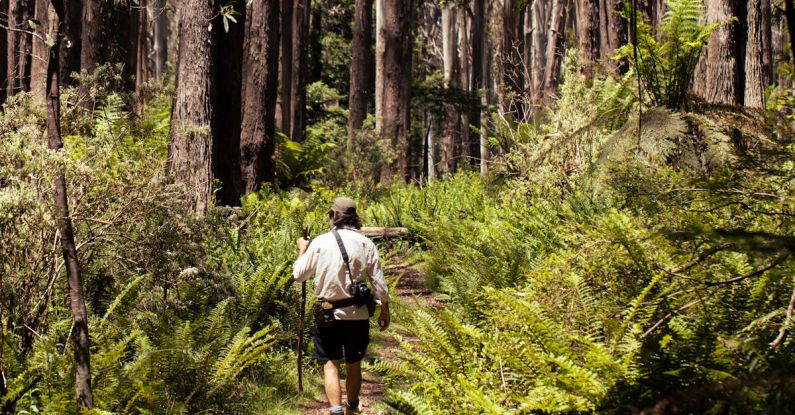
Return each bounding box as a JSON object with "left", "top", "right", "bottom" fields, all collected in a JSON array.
[
  {"left": 289, "top": 0, "right": 310, "bottom": 141},
  {"left": 440, "top": 3, "right": 459, "bottom": 173},
  {"left": 240, "top": 0, "right": 280, "bottom": 193},
  {"left": 530, "top": 0, "right": 547, "bottom": 107},
  {"left": 543, "top": 0, "right": 567, "bottom": 99},
  {"left": 744, "top": 0, "right": 771, "bottom": 108},
  {"left": 374, "top": 0, "right": 384, "bottom": 130},
  {"left": 575, "top": 0, "right": 599, "bottom": 65},
  {"left": 47, "top": 0, "right": 94, "bottom": 408},
  {"left": 308, "top": 4, "right": 321, "bottom": 82},
  {"left": 347, "top": 0, "right": 373, "bottom": 150},
  {"left": 472, "top": 0, "right": 485, "bottom": 169},
  {"left": 6, "top": 0, "right": 34, "bottom": 98},
  {"left": 458, "top": 6, "right": 471, "bottom": 167},
  {"left": 704, "top": 0, "right": 742, "bottom": 105},
  {"left": 152, "top": 0, "right": 167, "bottom": 80},
  {"left": 0, "top": 0, "right": 6, "bottom": 105},
  {"left": 277, "top": 0, "right": 293, "bottom": 134},
  {"left": 213, "top": 0, "right": 246, "bottom": 204},
  {"left": 606, "top": 0, "right": 628, "bottom": 72},
  {"left": 379, "top": 0, "right": 412, "bottom": 182},
  {"left": 30, "top": 0, "right": 53, "bottom": 100},
  {"left": 785, "top": 0, "right": 795, "bottom": 75},
  {"left": 135, "top": 0, "right": 148, "bottom": 93},
  {"left": 58, "top": 0, "right": 80, "bottom": 84},
  {"left": 79, "top": 0, "right": 101, "bottom": 108},
  {"left": 167, "top": 0, "right": 216, "bottom": 213},
  {"left": 499, "top": 0, "right": 524, "bottom": 118}
]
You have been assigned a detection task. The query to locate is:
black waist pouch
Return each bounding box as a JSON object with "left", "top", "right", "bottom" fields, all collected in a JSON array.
[{"left": 312, "top": 302, "right": 335, "bottom": 329}]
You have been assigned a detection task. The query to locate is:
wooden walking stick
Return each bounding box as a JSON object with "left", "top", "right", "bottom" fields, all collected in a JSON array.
[{"left": 297, "top": 226, "right": 309, "bottom": 395}]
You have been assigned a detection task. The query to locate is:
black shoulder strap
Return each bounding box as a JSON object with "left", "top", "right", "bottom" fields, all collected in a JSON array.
[{"left": 331, "top": 229, "right": 355, "bottom": 287}]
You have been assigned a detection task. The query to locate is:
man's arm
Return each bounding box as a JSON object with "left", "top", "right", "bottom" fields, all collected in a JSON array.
[
  {"left": 293, "top": 237, "right": 315, "bottom": 282},
  {"left": 367, "top": 243, "right": 390, "bottom": 330}
]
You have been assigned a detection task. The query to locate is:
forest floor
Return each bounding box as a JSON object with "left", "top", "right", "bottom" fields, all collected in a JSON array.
[{"left": 301, "top": 262, "right": 436, "bottom": 414}]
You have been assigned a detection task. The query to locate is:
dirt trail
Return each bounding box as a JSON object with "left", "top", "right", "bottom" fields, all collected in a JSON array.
[{"left": 301, "top": 264, "right": 433, "bottom": 415}]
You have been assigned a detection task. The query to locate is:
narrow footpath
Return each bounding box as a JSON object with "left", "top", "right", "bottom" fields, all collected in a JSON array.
[{"left": 301, "top": 263, "right": 434, "bottom": 414}]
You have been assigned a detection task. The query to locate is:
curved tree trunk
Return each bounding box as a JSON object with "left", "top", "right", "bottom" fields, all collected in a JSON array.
[
  {"left": 167, "top": 0, "right": 216, "bottom": 213},
  {"left": 240, "top": 0, "right": 280, "bottom": 193},
  {"left": 347, "top": 0, "right": 373, "bottom": 150},
  {"left": 47, "top": 0, "right": 94, "bottom": 408}
]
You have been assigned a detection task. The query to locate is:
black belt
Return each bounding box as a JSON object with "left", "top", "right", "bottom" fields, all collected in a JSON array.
[{"left": 319, "top": 297, "right": 362, "bottom": 310}]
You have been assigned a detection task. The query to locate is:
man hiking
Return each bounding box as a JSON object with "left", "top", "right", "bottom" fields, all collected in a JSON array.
[{"left": 294, "top": 196, "right": 390, "bottom": 415}]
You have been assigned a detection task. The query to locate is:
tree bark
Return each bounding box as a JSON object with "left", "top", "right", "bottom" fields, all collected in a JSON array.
[
  {"left": 152, "top": 0, "right": 167, "bottom": 80},
  {"left": 458, "top": 6, "right": 471, "bottom": 167},
  {"left": 472, "top": 0, "right": 485, "bottom": 168},
  {"left": 606, "top": 0, "right": 628, "bottom": 72},
  {"left": 46, "top": 0, "right": 94, "bottom": 408},
  {"left": 135, "top": 0, "right": 148, "bottom": 93},
  {"left": 440, "top": 3, "right": 459, "bottom": 173},
  {"left": 374, "top": 0, "right": 384, "bottom": 130},
  {"left": 308, "top": 4, "right": 321, "bottom": 82},
  {"left": 704, "top": 0, "right": 742, "bottom": 105},
  {"left": 277, "top": 0, "right": 293, "bottom": 135},
  {"left": 6, "top": 0, "right": 34, "bottom": 98},
  {"left": 212, "top": 0, "right": 246, "bottom": 204},
  {"left": 0, "top": 0, "right": 6, "bottom": 105},
  {"left": 530, "top": 0, "right": 547, "bottom": 106},
  {"left": 744, "top": 0, "right": 771, "bottom": 108},
  {"left": 240, "top": 0, "right": 280, "bottom": 193},
  {"left": 289, "top": 0, "right": 310, "bottom": 141},
  {"left": 575, "top": 0, "right": 600, "bottom": 64},
  {"left": 379, "top": 0, "right": 412, "bottom": 182},
  {"left": 543, "top": 0, "right": 567, "bottom": 99},
  {"left": 58, "top": 0, "right": 80, "bottom": 84},
  {"left": 30, "top": 0, "right": 53, "bottom": 100},
  {"left": 167, "top": 0, "right": 216, "bottom": 213},
  {"left": 499, "top": 0, "right": 524, "bottom": 118},
  {"left": 79, "top": 0, "right": 101, "bottom": 108},
  {"left": 785, "top": 0, "right": 795, "bottom": 76},
  {"left": 347, "top": 0, "right": 373, "bottom": 150}
]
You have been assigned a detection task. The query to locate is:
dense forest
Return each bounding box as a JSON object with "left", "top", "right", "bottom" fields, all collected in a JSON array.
[{"left": 1, "top": 0, "right": 795, "bottom": 413}]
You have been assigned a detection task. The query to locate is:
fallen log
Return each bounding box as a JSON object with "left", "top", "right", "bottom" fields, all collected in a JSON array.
[{"left": 360, "top": 227, "right": 410, "bottom": 239}]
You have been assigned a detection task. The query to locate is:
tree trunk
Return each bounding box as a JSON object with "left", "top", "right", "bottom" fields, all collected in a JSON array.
[
  {"left": 530, "top": 0, "right": 547, "bottom": 107},
  {"left": 379, "top": 0, "right": 412, "bottom": 182},
  {"left": 704, "top": 0, "right": 742, "bottom": 105},
  {"left": 79, "top": 0, "right": 101, "bottom": 108},
  {"left": 347, "top": 0, "right": 373, "bottom": 150},
  {"left": 135, "top": 0, "right": 148, "bottom": 93},
  {"left": 785, "top": 0, "right": 795, "bottom": 76},
  {"left": 277, "top": 0, "right": 293, "bottom": 135},
  {"left": 744, "top": 0, "right": 771, "bottom": 108},
  {"left": 58, "top": 0, "right": 80, "bottom": 84},
  {"left": 289, "top": 0, "right": 310, "bottom": 141},
  {"left": 458, "top": 6, "right": 471, "bottom": 167},
  {"left": 308, "top": 4, "right": 322, "bottom": 82},
  {"left": 167, "top": 0, "right": 216, "bottom": 213},
  {"left": 575, "top": 0, "right": 599, "bottom": 65},
  {"left": 0, "top": 0, "right": 6, "bottom": 105},
  {"left": 472, "top": 0, "right": 485, "bottom": 168},
  {"left": 606, "top": 0, "right": 628, "bottom": 72},
  {"left": 499, "top": 0, "right": 524, "bottom": 118},
  {"left": 47, "top": 0, "right": 94, "bottom": 408},
  {"left": 240, "top": 0, "right": 280, "bottom": 193},
  {"left": 6, "top": 0, "right": 34, "bottom": 98},
  {"left": 152, "top": 0, "right": 167, "bottom": 80},
  {"left": 213, "top": 0, "right": 246, "bottom": 204},
  {"left": 440, "top": 3, "right": 459, "bottom": 173},
  {"left": 30, "top": 0, "right": 53, "bottom": 100},
  {"left": 543, "top": 0, "right": 567, "bottom": 99},
  {"left": 374, "top": 0, "right": 384, "bottom": 130}
]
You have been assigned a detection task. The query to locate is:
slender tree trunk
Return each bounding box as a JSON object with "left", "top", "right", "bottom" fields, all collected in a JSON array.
[
  {"left": 308, "top": 4, "right": 321, "bottom": 82},
  {"left": 214, "top": 0, "right": 246, "bottom": 204},
  {"left": 152, "top": 0, "right": 167, "bottom": 80},
  {"left": 744, "top": 0, "right": 770, "bottom": 108},
  {"left": 575, "top": 0, "right": 599, "bottom": 65},
  {"left": 277, "top": 0, "right": 293, "bottom": 134},
  {"left": 6, "top": 0, "right": 34, "bottom": 98},
  {"left": 472, "top": 0, "right": 485, "bottom": 167},
  {"left": 135, "top": 0, "right": 148, "bottom": 93},
  {"left": 543, "top": 0, "right": 567, "bottom": 99},
  {"left": 167, "top": 0, "right": 216, "bottom": 213},
  {"left": 289, "top": 0, "right": 310, "bottom": 141},
  {"left": 704, "top": 0, "right": 742, "bottom": 105},
  {"left": 500, "top": 0, "right": 524, "bottom": 118},
  {"left": 374, "top": 0, "right": 384, "bottom": 130},
  {"left": 379, "top": 0, "right": 412, "bottom": 182},
  {"left": 441, "top": 3, "right": 459, "bottom": 173},
  {"left": 785, "top": 0, "right": 795, "bottom": 75},
  {"left": 530, "top": 0, "right": 547, "bottom": 107},
  {"left": 30, "top": 0, "right": 53, "bottom": 100},
  {"left": 347, "top": 0, "right": 373, "bottom": 150},
  {"left": 240, "top": 0, "right": 280, "bottom": 193},
  {"left": 458, "top": 7, "right": 471, "bottom": 167},
  {"left": 47, "top": 0, "right": 94, "bottom": 408}
]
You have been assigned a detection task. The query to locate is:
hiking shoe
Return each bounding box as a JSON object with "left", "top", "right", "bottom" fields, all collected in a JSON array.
[
  {"left": 329, "top": 404, "right": 345, "bottom": 415},
  {"left": 344, "top": 399, "right": 360, "bottom": 415}
]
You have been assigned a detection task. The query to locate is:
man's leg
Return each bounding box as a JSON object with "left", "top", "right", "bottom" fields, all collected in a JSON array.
[
  {"left": 324, "top": 359, "right": 342, "bottom": 407},
  {"left": 345, "top": 360, "right": 362, "bottom": 404}
]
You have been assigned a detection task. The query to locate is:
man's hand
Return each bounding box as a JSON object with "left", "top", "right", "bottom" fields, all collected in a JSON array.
[
  {"left": 296, "top": 237, "right": 310, "bottom": 257},
  {"left": 378, "top": 304, "right": 390, "bottom": 331}
]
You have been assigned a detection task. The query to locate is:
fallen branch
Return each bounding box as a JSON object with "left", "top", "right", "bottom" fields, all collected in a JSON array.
[{"left": 360, "top": 227, "right": 409, "bottom": 239}]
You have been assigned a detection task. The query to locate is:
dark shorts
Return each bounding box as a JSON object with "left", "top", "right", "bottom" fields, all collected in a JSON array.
[{"left": 312, "top": 319, "right": 370, "bottom": 363}]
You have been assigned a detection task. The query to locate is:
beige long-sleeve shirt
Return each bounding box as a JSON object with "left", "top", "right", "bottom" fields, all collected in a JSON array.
[{"left": 293, "top": 227, "right": 389, "bottom": 320}]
